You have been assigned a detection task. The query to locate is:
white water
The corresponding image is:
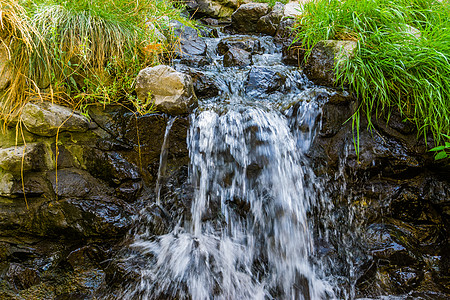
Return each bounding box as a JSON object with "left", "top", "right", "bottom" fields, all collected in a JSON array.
[{"left": 121, "top": 34, "right": 354, "bottom": 300}]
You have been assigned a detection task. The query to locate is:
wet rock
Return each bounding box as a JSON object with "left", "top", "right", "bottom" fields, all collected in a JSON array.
[
  {"left": 115, "top": 181, "right": 142, "bottom": 203},
  {"left": 217, "top": 36, "right": 262, "bottom": 55},
  {"left": 231, "top": 3, "right": 270, "bottom": 33},
  {"left": 320, "top": 92, "right": 354, "bottom": 137},
  {"left": 84, "top": 149, "right": 140, "bottom": 186},
  {"left": 0, "top": 172, "right": 14, "bottom": 196},
  {"left": 35, "top": 198, "right": 133, "bottom": 237},
  {"left": 245, "top": 66, "right": 286, "bottom": 98},
  {"left": 223, "top": 47, "right": 252, "bottom": 67},
  {"left": 0, "top": 143, "right": 52, "bottom": 174},
  {"left": 364, "top": 223, "right": 419, "bottom": 266},
  {"left": 256, "top": 2, "right": 285, "bottom": 36},
  {"left": 135, "top": 65, "right": 198, "bottom": 115},
  {"left": 304, "top": 40, "right": 357, "bottom": 86},
  {"left": 180, "top": 55, "right": 212, "bottom": 68},
  {"left": 66, "top": 245, "right": 106, "bottom": 270},
  {"left": 175, "top": 65, "right": 220, "bottom": 98},
  {"left": 20, "top": 102, "right": 91, "bottom": 137},
  {"left": 171, "top": 21, "right": 207, "bottom": 57},
  {"left": 6, "top": 263, "right": 40, "bottom": 290},
  {"left": 0, "top": 43, "right": 13, "bottom": 91}
]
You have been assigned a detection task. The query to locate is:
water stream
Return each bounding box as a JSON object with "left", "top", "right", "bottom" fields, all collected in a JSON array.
[{"left": 121, "top": 31, "right": 359, "bottom": 300}]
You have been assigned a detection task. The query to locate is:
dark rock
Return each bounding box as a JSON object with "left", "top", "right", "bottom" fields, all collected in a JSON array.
[
  {"left": 223, "top": 47, "right": 252, "bottom": 67},
  {"left": 256, "top": 2, "right": 284, "bottom": 36},
  {"left": 6, "top": 263, "right": 40, "bottom": 290},
  {"left": 175, "top": 66, "right": 220, "bottom": 98},
  {"left": 274, "top": 17, "right": 296, "bottom": 44},
  {"left": 115, "top": 181, "right": 142, "bottom": 203},
  {"left": 304, "top": 40, "right": 357, "bottom": 86},
  {"left": 245, "top": 66, "right": 286, "bottom": 98},
  {"left": 282, "top": 41, "right": 305, "bottom": 66},
  {"left": 364, "top": 223, "right": 419, "bottom": 266},
  {"left": 84, "top": 149, "right": 140, "bottom": 185},
  {"left": 171, "top": 21, "right": 207, "bottom": 57},
  {"left": 34, "top": 198, "right": 133, "bottom": 238},
  {"left": 217, "top": 36, "right": 262, "bottom": 55},
  {"left": 66, "top": 245, "right": 106, "bottom": 270},
  {"left": 231, "top": 3, "right": 270, "bottom": 33},
  {"left": 180, "top": 54, "right": 212, "bottom": 68}
]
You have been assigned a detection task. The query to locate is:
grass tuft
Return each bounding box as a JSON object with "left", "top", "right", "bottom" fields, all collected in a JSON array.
[{"left": 294, "top": 0, "right": 450, "bottom": 150}]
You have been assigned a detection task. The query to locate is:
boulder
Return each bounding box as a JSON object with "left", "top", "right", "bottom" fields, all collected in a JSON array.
[
  {"left": 0, "top": 43, "right": 13, "bottom": 91},
  {"left": 284, "top": 1, "right": 304, "bottom": 18},
  {"left": 20, "top": 102, "right": 91, "bottom": 137},
  {"left": 245, "top": 66, "right": 286, "bottom": 98},
  {"left": 274, "top": 17, "right": 296, "bottom": 44},
  {"left": 170, "top": 21, "right": 207, "bottom": 57},
  {"left": 0, "top": 143, "right": 52, "bottom": 174},
  {"left": 175, "top": 65, "right": 220, "bottom": 99},
  {"left": 282, "top": 41, "right": 306, "bottom": 66},
  {"left": 256, "top": 2, "right": 285, "bottom": 36},
  {"left": 217, "top": 36, "right": 262, "bottom": 55},
  {"left": 231, "top": 3, "right": 270, "bottom": 33},
  {"left": 135, "top": 65, "right": 198, "bottom": 115},
  {"left": 223, "top": 47, "right": 252, "bottom": 67},
  {"left": 304, "top": 40, "right": 357, "bottom": 86},
  {"left": 6, "top": 263, "right": 40, "bottom": 290},
  {"left": 184, "top": 0, "right": 248, "bottom": 19}
]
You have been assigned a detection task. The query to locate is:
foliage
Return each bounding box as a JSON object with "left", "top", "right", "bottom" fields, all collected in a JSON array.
[
  {"left": 0, "top": 0, "right": 190, "bottom": 124},
  {"left": 430, "top": 134, "right": 450, "bottom": 160},
  {"left": 294, "top": 0, "right": 450, "bottom": 154}
]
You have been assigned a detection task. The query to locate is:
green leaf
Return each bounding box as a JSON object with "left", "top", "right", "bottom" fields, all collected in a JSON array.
[
  {"left": 430, "top": 145, "right": 446, "bottom": 151},
  {"left": 435, "top": 151, "right": 448, "bottom": 160},
  {"left": 446, "top": 142, "right": 450, "bottom": 148}
]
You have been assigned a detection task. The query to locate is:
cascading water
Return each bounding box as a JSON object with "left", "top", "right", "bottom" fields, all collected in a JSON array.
[{"left": 120, "top": 32, "right": 359, "bottom": 300}]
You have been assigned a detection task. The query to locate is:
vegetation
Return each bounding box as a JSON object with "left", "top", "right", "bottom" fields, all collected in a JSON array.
[
  {"left": 0, "top": 0, "right": 190, "bottom": 125},
  {"left": 294, "top": 0, "right": 450, "bottom": 157}
]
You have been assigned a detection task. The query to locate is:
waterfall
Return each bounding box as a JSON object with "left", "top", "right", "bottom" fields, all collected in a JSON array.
[{"left": 120, "top": 33, "right": 350, "bottom": 300}]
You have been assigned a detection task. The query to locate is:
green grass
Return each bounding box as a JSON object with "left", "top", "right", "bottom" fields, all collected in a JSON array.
[
  {"left": 0, "top": 0, "right": 191, "bottom": 124},
  {"left": 294, "top": 0, "right": 450, "bottom": 154}
]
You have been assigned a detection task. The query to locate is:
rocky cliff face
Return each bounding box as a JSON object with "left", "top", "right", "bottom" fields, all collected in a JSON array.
[{"left": 0, "top": 102, "right": 190, "bottom": 298}]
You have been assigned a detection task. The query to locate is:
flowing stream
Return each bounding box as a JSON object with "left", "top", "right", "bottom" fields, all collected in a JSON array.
[{"left": 121, "top": 32, "right": 360, "bottom": 300}]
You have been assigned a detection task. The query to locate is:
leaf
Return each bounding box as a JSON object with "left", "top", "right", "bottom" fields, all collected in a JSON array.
[
  {"left": 435, "top": 151, "right": 448, "bottom": 160},
  {"left": 430, "top": 145, "right": 446, "bottom": 151},
  {"left": 446, "top": 142, "right": 450, "bottom": 148}
]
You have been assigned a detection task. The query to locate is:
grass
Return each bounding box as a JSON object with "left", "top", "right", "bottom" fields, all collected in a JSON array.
[
  {"left": 294, "top": 0, "right": 450, "bottom": 154},
  {"left": 0, "top": 0, "right": 191, "bottom": 125}
]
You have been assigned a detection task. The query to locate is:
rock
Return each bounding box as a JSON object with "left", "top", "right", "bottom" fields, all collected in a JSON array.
[
  {"left": 256, "top": 2, "right": 285, "bottom": 36},
  {"left": 217, "top": 36, "right": 262, "bottom": 55},
  {"left": 6, "top": 263, "right": 40, "bottom": 290},
  {"left": 184, "top": 0, "right": 245, "bottom": 18},
  {"left": 0, "top": 143, "right": 52, "bottom": 174},
  {"left": 84, "top": 150, "right": 140, "bottom": 186},
  {"left": 245, "top": 66, "right": 286, "bottom": 98},
  {"left": 20, "top": 102, "right": 91, "bottom": 137},
  {"left": 135, "top": 65, "right": 198, "bottom": 115},
  {"left": 170, "top": 21, "right": 207, "bottom": 57},
  {"left": 0, "top": 43, "right": 13, "bottom": 91},
  {"left": 0, "top": 172, "right": 14, "bottom": 196},
  {"left": 66, "top": 245, "right": 106, "bottom": 270},
  {"left": 231, "top": 3, "right": 270, "bottom": 33},
  {"left": 223, "top": 47, "right": 252, "bottom": 67},
  {"left": 274, "top": 17, "right": 296, "bottom": 44},
  {"left": 175, "top": 65, "right": 220, "bottom": 99},
  {"left": 304, "top": 40, "right": 357, "bottom": 86},
  {"left": 282, "top": 41, "right": 305, "bottom": 66},
  {"left": 34, "top": 198, "right": 133, "bottom": 237},
  {"left": 179, "top": 55, "right": 212, "bottom": 68},
  {"left": 284, "top": 1, "right": 303, "bottom": 18}
]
